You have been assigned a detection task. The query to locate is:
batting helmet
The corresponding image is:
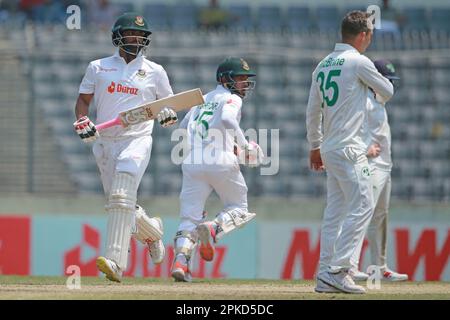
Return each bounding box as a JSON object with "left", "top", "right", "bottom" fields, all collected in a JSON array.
[
  {"left": 374, "top": 59, "right": 400, "bottom": 81},
  {"left": 216, "top": 57, "right": 256, "bottom": 98},
  {"left": 112, "top": 12, "right": 152, "bottom": 56}
]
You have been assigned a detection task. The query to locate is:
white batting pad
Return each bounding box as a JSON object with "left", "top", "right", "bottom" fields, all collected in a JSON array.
[
  {"left": 174, "top": 229, "right": 198, "bottom": 258},
  {"left": 105, "top": 172, "right": 137, "bottom": 270},
  {"left": 214, "top": 208, "right": 256, "bottom": 241},
  {"left": 133, "top": 205, "right": 163, "bottom": 244}
]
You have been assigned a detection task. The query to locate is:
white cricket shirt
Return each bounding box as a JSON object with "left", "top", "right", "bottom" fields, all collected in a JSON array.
[
  {"left": 182, "top": 85, "right": 244, "bottom": 166},
  {"left": 306, "top": 43, "right": 394, "bottom": 153},
  {"left": 79, "top": 50, "right": 173, "bottom": 137},
  {"left": 365, "top": 92, "right": 392, "bottom": 171}
]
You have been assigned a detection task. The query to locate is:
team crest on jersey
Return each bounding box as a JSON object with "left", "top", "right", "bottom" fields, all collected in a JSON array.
[
  {"left": 241, "top": 59, "right": 250, "bottom": 71},
  {"left": 135, "top": 16, "right": 145, "bottom": 26},
  {"left": 362, "top": 166, "right": 371, "bottom": 178},
  {"left": 136, "top": 69, "right": 147, "bottom": 79}
]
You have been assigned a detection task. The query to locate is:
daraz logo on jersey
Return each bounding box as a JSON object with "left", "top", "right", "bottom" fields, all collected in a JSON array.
[{"left": 107, "top": 81, "right": 138, "bottom": 95}]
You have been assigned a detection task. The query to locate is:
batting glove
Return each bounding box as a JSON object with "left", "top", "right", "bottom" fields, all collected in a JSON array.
[
  {"left": 73, "top": 116, "right": 99, "bottom": 143},
  {"left": 238, "top": 141, "right": 265, "bottom": 167},
  {"left": 157, "top": 107, "right": 178, "bottom": 128}
]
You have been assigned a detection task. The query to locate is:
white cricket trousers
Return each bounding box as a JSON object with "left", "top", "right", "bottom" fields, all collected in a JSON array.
[
  {"left": 351, "top": 168, "right": 391, "bottom": 269},
  {"left": 178, "top": 163, "right": 248, "bottom": 231},
  {"left": 318, "top": 147, "right": 374, "bottom": 275},
  {"left": 92, "top": 135, "right": 153, "bottom": 195}
]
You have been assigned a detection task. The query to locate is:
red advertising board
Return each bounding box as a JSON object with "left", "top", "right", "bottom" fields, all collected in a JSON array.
[{"left": 0, "top": 216, "right": 30, "bottom": 275}]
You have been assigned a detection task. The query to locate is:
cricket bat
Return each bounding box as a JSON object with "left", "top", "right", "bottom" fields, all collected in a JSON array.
[{"left": 96, "top": 88, "right": 204, "bottom": 130}]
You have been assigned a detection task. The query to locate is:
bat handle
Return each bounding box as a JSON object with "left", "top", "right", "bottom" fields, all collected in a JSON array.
[{"left": 96, "top": 117, "right": 122, "bottom": 131}]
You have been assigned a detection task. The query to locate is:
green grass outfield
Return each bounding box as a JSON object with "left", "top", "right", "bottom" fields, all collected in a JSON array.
[{"left": 0, "top": 276, "right": 449, "bottom": 300}]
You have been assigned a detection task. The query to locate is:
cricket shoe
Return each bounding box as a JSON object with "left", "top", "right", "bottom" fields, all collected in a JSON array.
[
  {"left": 148, "top": 239, "right": 165, "bottom": 265},
  {"left": 382, "top": 268, "right": 408, "bottom": 282},
  {"left": 146, "top": 217, "right": 165, "bottom": 264},
  {"left": 318, "top": 270, "right": 366, "bottom": 294},
  {"left": 349, "top": 268, "right": 369, "bottom": 281},
  {"left": 314, "top": 278, "right": 341, "bottom": 293},
  {"left": 171, "top": 254, "right": 192, "bottom": 282},
  {"left": 197, "top": 221, "right": 217, "bottom": 262},
  {"left": 96, "top": 256, "right": 122, "bottom": 283}
]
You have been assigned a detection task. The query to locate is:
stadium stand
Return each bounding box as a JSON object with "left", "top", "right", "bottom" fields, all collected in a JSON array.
[
  {"left": 143, "top": 3, "right": 170, "bottom": 31},
  {"left": 285, "top": 6, "right": 313, "bottom": 33},
  {"left": 1, "top": 3, "right": 449, "bottom": 202},
  {"left": 256, "top": 6, "right": 283, "bottom": 33},
  {"left": 227, "top": 4, "right": 253, "bottom": 32}
]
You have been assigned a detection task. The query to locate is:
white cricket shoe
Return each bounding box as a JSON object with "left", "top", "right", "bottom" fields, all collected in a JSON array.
[
  {"left": 349, "top": 268, "right": 369, "bottom": 281},
  {"left": 197, "top": 221, "right": 217, "bottom": 262},
  {"left": 318, "top": 270, "right": 366, "bottom": 294},
  {"left": 382, "top": 268, "right": 409, "bottom": 282},
  {"left": 171, "top": 254, "right": 192, "bottom": 282},
  {"left": 148, "top": 239, "right": 165, "bottom": 265},
  {"left": 146, "top": 217, "right": 165, "bottom": 264},
  {"left": 96, "top": 256, "right": 122, "bottom": 283},
  {"left": 314, "top": 278, "right": 341, "bottom": 293}
]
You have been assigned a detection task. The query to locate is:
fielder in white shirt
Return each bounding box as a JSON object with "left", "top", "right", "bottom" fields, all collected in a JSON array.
[
  {"left": 350, "top": 59, "right": 408, "bottom": 282},
  {"left": 73, "top": 13, "right": 178, "bottom": 283},
  {"left": 170, "top": 57, "right": 264, "bottom": 282},
  {"left": 306, "top": 11, "right": 394, "bottom": 294}
]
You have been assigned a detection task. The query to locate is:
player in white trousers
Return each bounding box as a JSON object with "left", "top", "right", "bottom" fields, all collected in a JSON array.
[
  {"left": 73, "top": 13, "right": 178, "bottom": 282},
  {"left": 306, "top": 11, "right": 394, "bottom": 293},
  {"left": 170, "top": 57, "right": 264, "bottom": 282},
  {"left": 349, "top": 60, "right": 408, "bottom": 282}
]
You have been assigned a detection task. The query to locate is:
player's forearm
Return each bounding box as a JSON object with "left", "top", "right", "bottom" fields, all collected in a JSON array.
[
  {"left": 374, "top": 91, "right": 391, "bottom": 105},
  {"left": 306, "top": 118, "right": 323, "bottom": 149},
  {"left": 371, "top": 80, "right": 393, "bottom": 104},
  {"left": 74, "top": 94, "right": 92, "bottom": 120},
  {"left": 75, "top": 103, "right": 89, "bottom": 120},
  {"left": 358, "top": 58, "right": 394, "bottom": 102},
  {"left": 221, "top": 112, "right": 248, "bottom": 148},
  {"left": 306, "top": 84, "right": 323, "bottom": 149}
]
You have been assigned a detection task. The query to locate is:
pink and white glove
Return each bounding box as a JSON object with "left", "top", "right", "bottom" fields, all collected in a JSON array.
[
  {"left": 73, "top": 116, "right": 99, "bottom": 143},
  {"left": 238, "top": 141, "right": 265, "bottom": 167}
]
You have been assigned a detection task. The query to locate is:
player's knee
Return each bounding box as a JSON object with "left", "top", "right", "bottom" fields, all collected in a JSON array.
[
  {"left": 115, "top": 159, "right": 141, "bottom": 178},
  {"left": 179, "top": 210, "right": 205, "bottom": 226},
  {"left": 178, "top": 218, "right": 199, "bottom": 232},
  {"left": 107, "top": 172, "right": 137, "bottom": 213}
]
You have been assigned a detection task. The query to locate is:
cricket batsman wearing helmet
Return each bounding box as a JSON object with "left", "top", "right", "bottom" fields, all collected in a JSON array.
[
  {"left": 73, "top": 12, "right": 178, "bottom": 282},
  {"left": 170, "top": 57, "right": 264, "bottom": 282}
]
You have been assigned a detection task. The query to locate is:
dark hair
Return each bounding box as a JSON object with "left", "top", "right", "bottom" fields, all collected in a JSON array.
[{"left": 341, "top": 11, "right": 371, "bottom": 40}]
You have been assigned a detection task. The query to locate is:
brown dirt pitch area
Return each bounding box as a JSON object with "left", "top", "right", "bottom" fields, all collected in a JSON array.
[{"left": 0, "top": 276, "right": 449, "bottom": 300}]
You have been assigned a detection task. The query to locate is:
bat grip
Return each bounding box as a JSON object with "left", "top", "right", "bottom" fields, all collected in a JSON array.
[{"left": 96, "top": 117, "right": 122, "bottom": 131}]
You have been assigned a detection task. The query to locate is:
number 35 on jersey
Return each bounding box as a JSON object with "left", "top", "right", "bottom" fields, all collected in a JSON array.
[{"left": 316, "top": 69, "right": 341, "bottom": 108}]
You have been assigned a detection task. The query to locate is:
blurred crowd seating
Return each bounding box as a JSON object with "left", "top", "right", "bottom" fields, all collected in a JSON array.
[
  {"left": 2, "top": 2, "right": 449, "bottom": 201},
  {"left": 1, "top": 2, "right": 450, "bottom": 36},
  {"left": 23, "top": 26, "right": 450, "bottom": 202}
]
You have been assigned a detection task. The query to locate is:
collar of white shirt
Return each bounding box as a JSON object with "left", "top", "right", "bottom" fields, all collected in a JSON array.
[
  {"left": 113, "top": 49, "right": 145, "bottom": 64},
  {"left": 216, "top": 84, "right": 230, "bottom": 93},
  {"left": 334, "top": 43, "right": 358, "bottom": 53}
]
